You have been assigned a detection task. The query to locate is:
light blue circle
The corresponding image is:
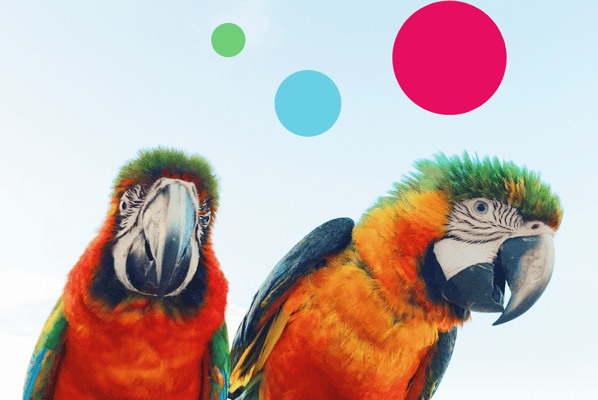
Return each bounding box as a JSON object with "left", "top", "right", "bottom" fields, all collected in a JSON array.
[{"left": 275, "top": 70, "right": 342, "bottom": 137}]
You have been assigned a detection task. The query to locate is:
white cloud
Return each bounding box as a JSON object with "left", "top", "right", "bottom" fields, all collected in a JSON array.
[
  {"left": 0, "top": 270, "right": 65, "bottom": 312},
  {"left": 0, "top": 330, "right": 37, "bottom": 400},
  {"left": 0, "top": 270, "right": 64, "bottom": 398}
]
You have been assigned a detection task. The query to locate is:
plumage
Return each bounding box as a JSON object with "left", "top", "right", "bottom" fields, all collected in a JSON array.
[
  {"left": 229, "top": 218, "right": 354, "bottom": 397},
  {"left": 24, "top": 148, "right": 229, "bottom": 400},
  {"left": 229, "top": 153, "right": 562, "bottom": 400}
]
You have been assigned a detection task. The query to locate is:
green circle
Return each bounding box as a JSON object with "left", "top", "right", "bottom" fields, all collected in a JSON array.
[{"left": 211, "top": 23, "right": 246, "bottom": 57}]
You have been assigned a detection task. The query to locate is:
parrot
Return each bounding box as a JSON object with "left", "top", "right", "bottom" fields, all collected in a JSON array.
[
  {"left": 23, "top": 148, "right": 230, "bottom": 400},
  {"left": 228, "top": 153, "right": 562, "bottom": 400}
]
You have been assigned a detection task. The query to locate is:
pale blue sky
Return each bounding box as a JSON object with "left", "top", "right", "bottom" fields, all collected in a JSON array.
[{"left": 1, "top": 0, "right": 597, "bottom": 398}]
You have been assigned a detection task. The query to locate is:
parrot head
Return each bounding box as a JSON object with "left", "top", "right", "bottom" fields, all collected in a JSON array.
[
  {"left": 89, "top": 148, "right": 219, "bottom": 308},
  {"left": 370, "top": 153, "right": 562, "bottom": 325}
]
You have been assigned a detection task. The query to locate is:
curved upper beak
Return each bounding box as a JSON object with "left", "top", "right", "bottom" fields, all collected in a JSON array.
[
  {"left": 125, "top": 181, "right": 198, "bottom": 298},
  {"left": 493, "top": 234, "right": 555, "bottom": 325}
]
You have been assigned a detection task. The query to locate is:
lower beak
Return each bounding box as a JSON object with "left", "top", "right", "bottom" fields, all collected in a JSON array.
[{"left": 126, "top": 182, "right": 198, "bottom": 298}]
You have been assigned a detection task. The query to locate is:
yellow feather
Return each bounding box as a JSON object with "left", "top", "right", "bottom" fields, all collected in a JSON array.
[{"left": 229, "top": 309, "right": 290, "bottom": 393}]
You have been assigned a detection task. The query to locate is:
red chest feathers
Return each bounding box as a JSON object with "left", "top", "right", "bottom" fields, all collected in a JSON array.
[{"left": 55, "top": 299, "right": 214, "bottom": 400}]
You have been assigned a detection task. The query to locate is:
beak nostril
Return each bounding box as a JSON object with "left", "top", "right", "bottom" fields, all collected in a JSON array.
[
  {"left": 144, "top": 239, "right": 154, "bottom": 262},
  {"left": 531, "top": 223, "right": 540, "bottom": 229}
]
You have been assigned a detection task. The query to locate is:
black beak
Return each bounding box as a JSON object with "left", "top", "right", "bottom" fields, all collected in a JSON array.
[
  {"left": 126, "top": 182, "right": 197, "bottom": 298},
  {"left": 439, "top": 234, "right": 555, "bottom": 324}
]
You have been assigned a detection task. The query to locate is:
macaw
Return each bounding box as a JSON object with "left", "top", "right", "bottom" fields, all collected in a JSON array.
[
  {"left": 229, "top": 153, "right": 561, "bottom": 400},
  {"left": 23, "top": 148, "right": 230, "bottom": 400}
]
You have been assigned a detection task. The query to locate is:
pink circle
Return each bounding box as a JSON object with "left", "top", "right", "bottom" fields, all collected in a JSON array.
[{"left": 392, "top": 1, "right": 507, "bottom": 115}]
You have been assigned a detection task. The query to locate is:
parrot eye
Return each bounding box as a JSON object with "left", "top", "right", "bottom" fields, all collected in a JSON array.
[
  {"left": 473, "top": 200, "right": 489, "bottom": 214},
  {"left": 199, "top": 213, "right": 211, "bottom": 227},
  {"left": 120, "top": 200, "right": 127, "bottom": 213}
]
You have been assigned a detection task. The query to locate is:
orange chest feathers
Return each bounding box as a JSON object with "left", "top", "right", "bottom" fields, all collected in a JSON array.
[{"left": 262, "top": 253, "right": 449, "bottom": 400}]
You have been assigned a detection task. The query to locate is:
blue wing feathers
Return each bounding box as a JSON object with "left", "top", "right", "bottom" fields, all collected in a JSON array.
[
  {"left": 218, "top": 369, "right": 229, "bottom": 400},
  {"left": 23, "top": 348, "right": 49, "bottom": 400}
]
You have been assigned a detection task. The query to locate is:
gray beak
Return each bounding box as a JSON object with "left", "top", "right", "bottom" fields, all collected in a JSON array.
[
  {"left": 493, "top": 234, "right": 555, "bottom": 325},
  {"left": 126, "top": 182, "right": 197, "bottom": 298}
]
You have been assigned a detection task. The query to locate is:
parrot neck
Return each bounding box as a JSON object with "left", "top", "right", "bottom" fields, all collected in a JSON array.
[{"left": 353, "top": 191, "right": 464, "bottom": 329}]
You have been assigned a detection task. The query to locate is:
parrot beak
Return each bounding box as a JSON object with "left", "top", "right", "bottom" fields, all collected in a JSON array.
[
  {"left": 125, "top": 181, "right": 199, "bottom": 298},
  {"left": 492, "top": 234, "right": 555, "bottom": 325},
  {"left": 438, "top": 234, "right": 555, "bottom": 324}
]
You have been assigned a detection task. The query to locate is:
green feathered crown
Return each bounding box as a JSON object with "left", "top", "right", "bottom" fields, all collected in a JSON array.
[
  {"left": 380, "top": 152, "right": 562, "bottom": 229},
  {"left": 114, "top": 147, "right": 219, "bottom": 208}
]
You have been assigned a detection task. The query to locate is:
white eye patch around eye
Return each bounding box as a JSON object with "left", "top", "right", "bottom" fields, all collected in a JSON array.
[{"left": 433, "top": 238, "right": 502, "bottom": 280}]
